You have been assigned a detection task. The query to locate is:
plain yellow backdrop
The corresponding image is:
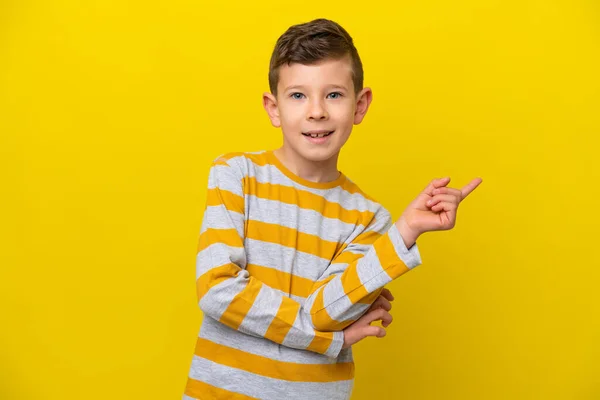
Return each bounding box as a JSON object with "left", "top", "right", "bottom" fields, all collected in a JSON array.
[{"left": 1, "top": 0, "right": 599, "bottom": 399}]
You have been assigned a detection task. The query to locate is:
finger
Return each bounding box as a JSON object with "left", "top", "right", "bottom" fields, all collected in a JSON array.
[
  {"left": 431, "top": 201, "right": 457, "bottom": 213},
  {"left": 380, "top": 288, "right": 394, "bottom": 301},
  {"left": 460, "top": 178, "right": 483, "bottom": 199},
  {"left": 379, "top": 311, "right": 393, "bottom": 327},
  {"left": 365, "top": 308, "right": 393, "bottom": 327},
  {"left": 422, "top": 177, "right": 451, "bottom": 195},
  {"left": 431, "top": 186, "right": 463, "bottom": 199},
  {"left": 376, "top": 296, "right": 392, "bottom": 311},
  {"left": 426, "top": 194, "right": 458, "bottom": 208},
  {"left": 363, "top": 325, "right": 386, "bottom": 338},
  {"left": 342, "top": 324, "right": 385, "bottom": 348},
  {"left": 370, "top": 296, "right": 392, "bottom": 312},
  {"left": 360, "top": 308, "right": 392, "bottom": 327}
]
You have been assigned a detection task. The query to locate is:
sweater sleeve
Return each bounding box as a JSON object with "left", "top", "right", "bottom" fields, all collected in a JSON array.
[
  {"left": 196, "top": 156, "right": 344, "bottom": 358},
  {"left": 302, "top": 206, "right": 422, "bottom": 331}
]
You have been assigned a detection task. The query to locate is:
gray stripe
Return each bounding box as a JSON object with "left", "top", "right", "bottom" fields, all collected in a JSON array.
[
  {"left": 361, "top": 248, "right": 393, "bottom": 294},
  {"left": 189, "top": 354, "right": 353, "bottom": 400},
  {"left": 245, "top": 238, "right": 330, "bottom": 280},
  {"left": 196, "top": 242, "right": 246, "bottom": 279},
  {"left": 199, "top": 317, "right": 354, "bottom": 364},
  {"left": 238, "top": 284, "right": 282, "bottom": 338},
  {"left": 322, "top": 277, "right": 370, "bottom": 322},
  {"left": 246, "top": 194, "right": 360, "bottom": 242},
  {"left": 199, "top": 204, "right": 244, "bottom": 236},
  {"left": 388, "top": 223, "right": 422, "bottom": 269},
  {"left": 198, "top": 269, "right": 250, "bottom": 320},
  {"left": 208, "top": 164, "right": 244, "bottom": 196}
]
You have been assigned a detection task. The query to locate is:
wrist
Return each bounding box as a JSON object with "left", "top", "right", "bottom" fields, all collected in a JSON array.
[{"left": 395, "top": 217, "right": 419, "bottom": 248}]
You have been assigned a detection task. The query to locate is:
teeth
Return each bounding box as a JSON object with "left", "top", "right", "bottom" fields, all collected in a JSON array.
[{"left": 308, "top": 132, "right": 330, "bottom": 138}]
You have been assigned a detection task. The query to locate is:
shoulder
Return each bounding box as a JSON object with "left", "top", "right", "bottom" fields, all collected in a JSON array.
[
  {"left": 210, "top": 150, "right": 268, "bottom": 178},
  {"left": 339, "top": 176, "right": 393, "bottom": 231}
]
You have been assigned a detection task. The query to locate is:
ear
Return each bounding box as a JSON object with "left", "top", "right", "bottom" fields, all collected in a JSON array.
[
  {"left": 262, "top": 92, "right": 281, "bottom": 127},
  {"left": 353, "top": 87, "right": 373, "bottom": 125}
]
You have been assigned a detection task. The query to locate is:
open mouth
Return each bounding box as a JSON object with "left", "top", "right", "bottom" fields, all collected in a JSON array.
[{"left": 302, "top": 131, "right": 334, "bottom": 138}]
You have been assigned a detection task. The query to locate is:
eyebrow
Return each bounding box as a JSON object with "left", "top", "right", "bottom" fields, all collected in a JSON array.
[{"left": 283, "top": 84, "right": 349, "bottom": 92}]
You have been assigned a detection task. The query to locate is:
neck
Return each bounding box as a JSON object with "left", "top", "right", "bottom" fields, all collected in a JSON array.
[{"left": 274, "top": 146, "right": 340, "bottom": 183}]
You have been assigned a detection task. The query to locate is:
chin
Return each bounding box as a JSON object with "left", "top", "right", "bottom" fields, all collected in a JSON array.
[{"left": 299, "top": 147, "right": 340, "bottom": 162}]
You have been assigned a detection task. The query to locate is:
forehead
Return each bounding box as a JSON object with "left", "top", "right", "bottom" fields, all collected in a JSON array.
[{"left": 277, "top": 56, "right": 354, "bottom": 92}]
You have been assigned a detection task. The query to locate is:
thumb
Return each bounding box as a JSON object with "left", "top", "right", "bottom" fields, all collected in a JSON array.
[
  {"left": 422, "top": 177, "right": 451, "bottom": 195},
  {"left": 367, "top": 325, "right": 386, "bottom": 338}
]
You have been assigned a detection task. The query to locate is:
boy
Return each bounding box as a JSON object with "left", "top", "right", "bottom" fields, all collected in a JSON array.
[{"left": 184, "top": 18, "right": 481, "bottom": 400}]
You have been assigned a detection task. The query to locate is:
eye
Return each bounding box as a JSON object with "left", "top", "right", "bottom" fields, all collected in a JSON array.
[
  {"left": 290, "top": 92, "right": 305, "bottom": 100},
  {"left": 327, "top": 92, "right": 343, "bottom": 99}
]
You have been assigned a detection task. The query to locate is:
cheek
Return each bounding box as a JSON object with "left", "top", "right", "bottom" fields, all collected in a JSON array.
[
  {"left": 335, "top": 110, "right": 356, "bottom": 128},
  {"left": 279, "top": 106, "right": 303, "bottom": 125},
  {"left": 332, "top": 103, "right": 355, "bottom": 120}
]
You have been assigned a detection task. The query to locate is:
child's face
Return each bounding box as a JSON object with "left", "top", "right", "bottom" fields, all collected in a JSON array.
[{"left": 263, "top": 56, "right": 372, "bottom": 163}]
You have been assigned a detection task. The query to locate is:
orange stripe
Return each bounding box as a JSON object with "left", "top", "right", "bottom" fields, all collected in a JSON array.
[
  {"left": 213, "top": 152, "right": 249, "bottom": 163},
  {"left": 194, "top": 337, "right": 354, "bottom": 381},
  {"left": 243, "top": 151, "right": 272, "bottom": 167},
  {"left": 264, "top": 296, "right": 300, "bottom": 344},
  {"left": 312, "top": 275, "right": 336, "bottom": 292},
  {"left": 245, "top": 177, "right": 374, "bottom": 226},
  {"left": 328, "top": 250, "right": 373, "bottom": 304},
  {"left": 341, "top": 263, "right": 369, "bottom": 305},
  {"left": 246, "top": 264, "right": 314, "bottom": 298},
  {"left": 310, "top": 286, "right": 350, "bottom": 331},
  {"left": 246, "top": 220, "right": 340, "bottom": 260},
  {"left": 360, "top": 287, "right": 383, "bottom": 305},
  {"left": 306, "top": 328, "right": 337, "bottom": 354},
  {"left": 333, "top": 250, "right": 365, "bottom": 265},
  {"left": 374, "top": 231, "right": 410, "bottom": 279},
  {"left": 206, "top": 187, "right": 244, "bottom": 214},
  {"left": 185, "top": 377, "right": 257, "bottom": 399},
  {"left": 219, "top": 280, "right": 263, "bottom": 330},
  {"left": 196, "top": 263, "right": 241, "bottom": 300},
  {"left": 352, "top": 228, "right": 384, "bottom": 246},
  {"left": 212, "top": 160, "right": 230, "bottom": 167},
  {"left": 197, "top": 228, "right": 242, "bottom": 253}
]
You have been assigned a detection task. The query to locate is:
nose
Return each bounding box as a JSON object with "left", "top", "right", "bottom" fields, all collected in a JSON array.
[{"left": 306, "top": 99, "right": 328, "bottom": 120}]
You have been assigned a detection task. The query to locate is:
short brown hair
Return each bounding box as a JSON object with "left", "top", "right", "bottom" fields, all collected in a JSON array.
[{"left": 268, "top": 18, "right": 364, "bottom": 96}]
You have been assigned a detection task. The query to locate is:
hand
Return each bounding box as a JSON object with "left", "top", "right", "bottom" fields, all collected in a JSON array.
[
  {"left": 341, "top": 288, "right": 395, "bottom": 349},
  {"left": 395, "top": 177, "right": 483, "bottom": 246}
]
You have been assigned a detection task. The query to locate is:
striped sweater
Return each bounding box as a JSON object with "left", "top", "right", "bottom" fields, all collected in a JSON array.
[{"left": 184, "top": 149, "right": 422, "bottom": 400}]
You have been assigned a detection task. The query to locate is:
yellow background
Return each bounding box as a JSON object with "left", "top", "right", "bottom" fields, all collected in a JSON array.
[{"left": 1, "top": 0, "right": 599, "bottom": 399}]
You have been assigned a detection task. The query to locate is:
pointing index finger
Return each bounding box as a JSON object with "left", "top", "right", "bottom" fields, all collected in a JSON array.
[{"left": 460, "top": 178, "right": 483, "bottom": 199}]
